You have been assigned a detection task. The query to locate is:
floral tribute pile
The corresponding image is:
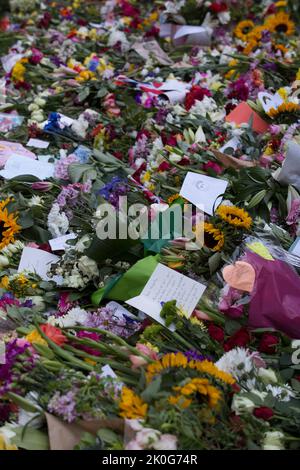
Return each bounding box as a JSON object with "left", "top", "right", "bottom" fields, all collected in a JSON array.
[{"left": 1, "top": 0, "right": 300, "bottom": 451}]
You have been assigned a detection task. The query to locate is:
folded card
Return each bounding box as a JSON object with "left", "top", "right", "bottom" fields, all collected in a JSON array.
[
  {"left": 49, "top": 233, "right": 77, "bottom": 251},
  {"left": 18, "top": 247, "right": 62, "bottom": 285},
  {"left": 126, "top": 263, "right": 206, "bottom": 330},
  {"left": 226, "top": 102, "right": 269, "bottom": 134},
  {"left": 0, "top": 154, "right": 54, "bottom": 180},
  {"left": 27, "top": 138, "right": 50, "bottom": 149},
  {"left": 180, "top": 171, "right": 228, "bottom": 215}
]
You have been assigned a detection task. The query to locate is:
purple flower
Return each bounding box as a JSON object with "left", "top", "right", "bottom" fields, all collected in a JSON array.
[
  {"left": 286, "top": 199, "right": 300, "bottom": 236},
  {"left": 98, "top": 177, "right": 129, "bottom": 208},
  {"left": 86, "top": 307, "right": 140, "bottom": 338},
  {"left": 48, "top": 390, "right": 78, "bottom": 423},
  {"left": 184, "top": 351, "right": 213, "bottom": 362},
  {"left": 0, "top": 339, "right": 35, "bottom": 397}
]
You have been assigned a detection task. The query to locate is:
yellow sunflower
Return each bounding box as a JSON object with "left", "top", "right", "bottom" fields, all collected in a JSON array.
[
  {"left": 202, "top": 222, "right": 225, "bottom": 252},
  {"left": 267, "top": 102, "right": 300, "bottom": 118},
  {"left": 0, "top": 198, "right": 21, "bottom": 250},
  {"left": 119, "top": 387, "right": 148, "bottom": 419},
  {"left": 234, "top": 20, "right": 255, "bottom": 41},
  {"left": 264, "top": 11, "right": 295, "bottom": 36},
  {"left": 171, "top": 378, "right": 222, "bottom": 409},
  {"left": 216, "top": 205, "right": 252, "bottom": 230},
  {"left": 243, "top": 39, "right": 258, "bottom": 55}
]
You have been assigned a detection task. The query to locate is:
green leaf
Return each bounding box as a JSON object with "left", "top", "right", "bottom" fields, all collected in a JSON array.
[
  {"left": 141, "top": 376, "right": 161, "bottom": 402},
  {"left": 12, "top": 426, "right": 49, "bottom": 450},
  {"left": 97, "top": 428, "right": 119, "bottom": 445},
  {"left": 68, "top": 163, "right": 92, "bottom": 183},
  {"left": 77, "top": 87, "right": 90, "bottom": 102},
  {"left": 208, "top": 252, "right": 221, "bottom": 275},
  {"left": 247, "top": 189, "right": 267, "bottom": 208}
]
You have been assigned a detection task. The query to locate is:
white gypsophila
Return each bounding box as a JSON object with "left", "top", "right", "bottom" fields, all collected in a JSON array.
[
  {"left": 107, "top": 29, "right": 130, "bottom": 52},
  {"left": 266, "top": 384, "right": 295, "bottom": 402},
  {"left": 216, "top": 348, "right": 255, "bottom": 380},
  {"left": 78, "top": 256, "right": 99, "bottom": 278},
  {"left": 49, "top": 307, "right": 88, "bottom": 328},
  {"left": 47, "top": 203, "right": 69, "bottom": 237},
  {"left": 63, "top": 271, "right": 86, "bottom": 289}
]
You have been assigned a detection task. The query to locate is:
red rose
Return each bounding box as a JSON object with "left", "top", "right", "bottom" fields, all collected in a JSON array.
[
  {"left": 253, "top": 406, "right": 274, "bottom": 421},
  {"left": 210, "top": 2, "right": 228, "bottom": 14},
  {"left": 185, "top": 86, "right": 211, "bottom": 111},
  {"left": 208, "top": 324, "right": 224, "bottom": 343},
  {"left": 258, "top": 333, "right": 279, "bottom": 354},
  {"left": 224, "top": 327, "right": 250, "bottom": 351},
  {"left": 40, "top": 324, "right": 67, "bottom": 347}
]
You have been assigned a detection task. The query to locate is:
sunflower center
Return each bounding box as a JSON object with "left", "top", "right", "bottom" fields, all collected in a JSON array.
[
  {"left": 0, "top": 221, "right": 5, "bottom": 238},
  {"left": 275, "top": 23, "right": 288, "bottom": 33},
  {"left": 204, "top": 231, "right": 217, "bottom": 249}
]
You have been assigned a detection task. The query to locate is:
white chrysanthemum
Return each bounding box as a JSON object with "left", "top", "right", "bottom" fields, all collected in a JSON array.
[
  {"left": 49, "top": 307, "right": 88, "bottom": 328},
  {"left": 216, "top": 348, "right": 255, "bottom": 380},
  {"left": 47, "top": 203, "right": 69, "bottom": 237},
  {"left": 266, "top": 384, "right": 295, "bottom": 402},
  {"left": 107, "top": 29, "right": 129, "bottom": 52},
  {"left": 78, "top": 255, "right": 99, "bottom": 278}
]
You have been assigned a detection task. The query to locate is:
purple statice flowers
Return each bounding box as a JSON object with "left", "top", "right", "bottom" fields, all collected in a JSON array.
[
  {"left": 86, "top": 306, "right": 140, "bottom": 338},
  {"left": 48, "top": 390, "right": 78, "bottom": 423}
]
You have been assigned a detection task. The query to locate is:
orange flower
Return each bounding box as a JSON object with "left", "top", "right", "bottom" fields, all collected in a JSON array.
[{"left": 40, "top": 324, "right": 67, "bottom": 346}]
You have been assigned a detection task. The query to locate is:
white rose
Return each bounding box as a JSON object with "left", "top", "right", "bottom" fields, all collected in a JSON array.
[
  {"left": 258, "top": 368, "right": 278, "bottom": 384},
  {"left": 169, "top": 153, "right": 182, "bottom": 163},
  {"left": 232, "top": 395, "right": 255, "bottom": 415},
  {"left": 0, "top": 255, "right": 9, "bottom": 267},
  {"left": 34, "top": 98, "right": 46, "bottom": 107},
  {"left": 28, "top": 103, "right": 39, "bottom": 112},
  {"left": 263, "top": 431, "right": 285, "bottom": 450},
  {"left": 135, "top": 428, "right": 160, "bottom": 447}
]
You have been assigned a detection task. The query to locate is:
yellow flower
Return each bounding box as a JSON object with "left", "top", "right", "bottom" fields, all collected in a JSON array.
[
  {"left": 267, "top": 101, "right": 300, "bottom": 118},
  {"left": 146, "top": 353, "right": 235, "bottom": 385},
  {"left": 0, "top": 276, "right": 10, "bottom": 290},
  {"left": 264, "top": 11, "right": 295, "bottom": 36},
  {"left": 275, "top": 1, "right": 287, "bottom": 6},
  {"left": 296, "top": 69, "right": 300, "bottom": 81},
  {"left": 26, "top": 329, "right": 48, "bottom": 346},
  {"left": 202, "top": 222, "right": 225, "bottom": 252},
  {"left": 234, "top": 20, "right": 254, "bottom": 41},
  {"left": 11, "top": 60, "right": 27, "bottom": 82},
  {"left": 0, "top": 198, "right": 21, "bottom": 250},
  {"left": 277, "top": 87, "right": 288, "bottom": 100},
  {"left": 119, "top": 387, "right": 148, "bottom": 419},
  {"left": 216, "top": 205, "right": 252, "bottom": 230},
  {"left": 0, "top": 434, "right": 18, "bottom": 450},
  {"left": 171, "top": 378, "right": 222, "bottom": 409},
  {"left": 243, "top": 39, "right": 258, "bottom": 55}
]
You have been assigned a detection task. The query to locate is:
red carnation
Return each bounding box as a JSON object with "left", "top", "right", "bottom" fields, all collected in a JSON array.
[
  {"left": 208, "top": 324, "right": 224, "bottom": 343},
  {"left": 253, "top": 406, "right": 274, "bottom": 421},
  {"left": 185, "top": 86, "right": 211, "bottom": 111},
  {"left": 258, "top": 333, "right": 279, "bottom": 354},
  {"left": 224, "top": 327, "right": 250, "bottom": 352}
]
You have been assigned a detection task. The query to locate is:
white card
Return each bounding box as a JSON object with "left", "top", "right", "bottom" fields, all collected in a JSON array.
[
  {"left": 18, "top": 247, "right": 62, "bottom": 285},
  {"left": 0, "top": 154, "right": 54, "bottom": 180},
  {"left": 126, "top": 263, "right": 206, "bottom": 330},
  {"left": 27, "top": 138, "right": 50, "bottom": 149},
  {"left": 258, "top": 91, "right": 283, "bottom": 113},
  {"left": 59, "top": 114, "right": 74, "bottom": 126},
  {"left": 220, "top": 137, "right": 240, "bottom": 153},
  {"left": 49, "top": 233, "right": 77, "bottom": 251},
  {"left": 100, "top": 364, "right": 118, "bottom": 379},
  {"left": 180, "top": 171, "right": 228, "bottom": 215}
]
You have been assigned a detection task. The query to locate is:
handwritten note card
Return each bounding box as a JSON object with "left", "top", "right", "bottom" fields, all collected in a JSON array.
[
  {"left": 126, "top": 263, "right": 206, "bottom": 330},
  {"left": 27, "top": 138, "right": 50, "bottom": 149},
  {"left": 180, "top": 171, "right": 228, "bottom": 215}
]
